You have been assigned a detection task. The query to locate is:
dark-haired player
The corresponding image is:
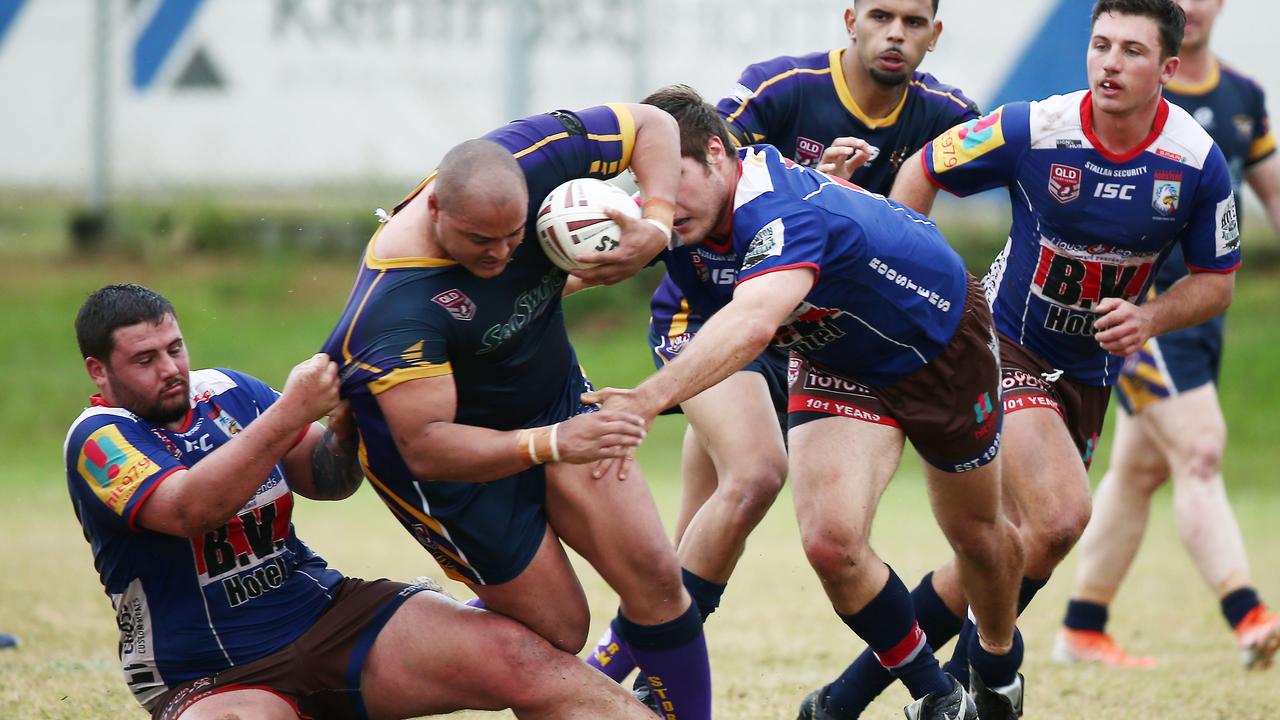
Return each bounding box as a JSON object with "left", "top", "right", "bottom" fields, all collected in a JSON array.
[
  {"left": 1059, "top": 0, "right": 1280, "bottom": 670},
  {"left": 321, "top": 104, "right": 715, "bottom": 719},
  {"left": 888, "top": 0, "right": 1240, "bottom": 706}
]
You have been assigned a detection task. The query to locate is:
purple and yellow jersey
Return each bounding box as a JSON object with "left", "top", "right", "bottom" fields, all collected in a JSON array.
[
  {"left": 923, "top": 90, "right": 1241, "bottom": 386},
  {"left": 718, "top": 49, "right": 980, "bottom": 194},
  {"left": 1157, "top": 60, "right": 1273, "bottom": 292},
  {"left": 724, "top": 144, "right": 969, "bottom": 386},
  {"left": 64, "top": 369, "right": 343, "bottom": 709}
]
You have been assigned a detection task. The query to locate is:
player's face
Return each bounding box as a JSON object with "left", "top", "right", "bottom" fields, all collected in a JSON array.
[
  {"left": 431, "top": 194, "right": 528, "bottom": 279},
  {"left": 1177, "top": 0, "right": 1223, "bottom": 51},
  {"left": 671, "top": 139, "right": 734, "bottom": 246},
  {"left": 87, "top": 314, "right": 191, "bottom": 425},
  {"left": 847, "top": 0, "right": 941, "bottom": 86},
  {"left": 1088, "top": 12, "right": 1180, "bottom": 116}
]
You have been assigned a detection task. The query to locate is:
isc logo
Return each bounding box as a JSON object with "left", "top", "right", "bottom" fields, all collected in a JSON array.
[{"left": 1094, "top": 182, "right": 1136, "bottom": 200}]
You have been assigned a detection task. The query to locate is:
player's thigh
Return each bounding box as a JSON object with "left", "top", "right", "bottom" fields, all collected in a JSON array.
[
  {"left": 545, "top": 459, "right": 683, "bottom": 604},
  {"left": 790, "top": 415, "right": 904, "bottom": 542},
  {"left": 176, "top": 688, "right": 299, "bottom": 720},
  {"left": 680, "top": 370, "right": 788, "bottom": 487},
  {"left": 1001, "top": 406, "right": 1091, "bottom": 530},
  {"left": 674, "top": 424, "right": 718, "bottom": 538},
  {"left": 923, "top": 456, "right": 1002, "bottom": 535},
  {"left": 1133, "top": 383, "right": 1226, "bottom": 460},
  {"left": 361, "top": 590, "right": 572, "bottom": 718}
]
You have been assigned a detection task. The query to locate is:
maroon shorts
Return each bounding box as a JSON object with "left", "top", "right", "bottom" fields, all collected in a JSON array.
[
  {"left": 998, "top": 334, "right": 1111, "bottom": 468},
  {"left": 787, "top": 275, "right": 1003, "bottom": 473},
  {"left": 150, "top": 579, "right": 428, "bottom": 720}
]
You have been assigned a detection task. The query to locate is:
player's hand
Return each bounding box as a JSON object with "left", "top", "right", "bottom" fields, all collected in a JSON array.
[
  {"left": 817, "top": 137, "right": 879, "bottom": 180},
  {"left": 279, "top": 353, "right": 343, "bottom": 427},
  {"left": 554, "top": 410, "right": 648, "bottom": 465},
  {"left": 325, "top": 400, "right": 359, "bottom": 451},
  {"left": 569, "top": 208, "right": 667, "bottom": 286},
  {"left": 1093, "top": 298, "right": 1153, "bottom": 356},
  {"left": 580, "top": 387, "right": 657, "bottom": 480}
]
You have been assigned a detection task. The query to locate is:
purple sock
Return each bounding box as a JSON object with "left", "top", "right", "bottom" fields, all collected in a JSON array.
[
  {"left": 465, "top": 597, "right": 486, "bottom": 609},
  {"left": 617, "top": 603, "right": 712, "bottom": 720},
  {"left": 826, "top": 571, "right": 964, "bottom": 716},
  {"left": 585, "top": 618, "right": 637, "bottom": 682}
]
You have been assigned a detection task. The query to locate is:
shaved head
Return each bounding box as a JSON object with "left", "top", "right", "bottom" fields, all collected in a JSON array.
[{"left": 435, "top": 139, "right": 527, "bottom": 213}]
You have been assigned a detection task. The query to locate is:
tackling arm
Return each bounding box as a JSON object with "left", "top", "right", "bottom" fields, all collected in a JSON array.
[
  {"left": 890, "top": 149, "right": 943, "bottom": 215},
  {"left": 284, "top": 401, "right": 364, "bottom": 501}
]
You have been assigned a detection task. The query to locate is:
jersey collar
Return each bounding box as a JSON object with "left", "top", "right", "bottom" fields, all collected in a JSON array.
[
  {"left": 703, "top": 160, "right": 741, "bottom": 255},
  {"left": 89, "top": 393, "right": 195, "bottom": 432},
  {"left": 830, "top": 49, "right": 909, "bottom": 130},
  {"left": 1164, "top": 58, "right": 1221, "bottom": 96},
  {"left": 1080, "top": 91, "right": 1170, "bottom": 164}
]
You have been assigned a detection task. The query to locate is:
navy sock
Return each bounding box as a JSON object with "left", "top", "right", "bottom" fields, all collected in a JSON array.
[
  {"left": 968, "top": 627, "right": 1024, "bottom": 689},
  {"left": 682, "top": 568, "right": 727, "bottom": 621},
  {"left": 1221, "top": 587, "right": 1262, "bottom": 629},
  {"left": 1063, "top": 599, "right": 1109, "bottom": 633},
  {"left": 833, "top": 569, "right": 950, "bottom": 702},
  {"left": 825, "top": 572, "right": 964, "bottom": 717},
  {"left": 946, "top": 575, "right": 1047, "bottom": 687}
]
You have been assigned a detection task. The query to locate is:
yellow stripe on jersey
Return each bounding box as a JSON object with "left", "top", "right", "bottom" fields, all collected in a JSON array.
[
  {"left": 369, "top": 363, "right": 454, "bottom": 395},
  {"left": 1250, "top": 131, "right": 1276, "bottom": 163},
  {"left": 724, "top": 55, "right": 836, "bottom": 126},
  {"left": 605, "top": 102, "right": 638, "bottom": 172},
  {"left": 668, "top": 299, "right": 691, "bottom": 338},
  {"left": 910, "top": 80, "right": 972, "bottom": 110},
  {"left": 358, "top": 445, "right": 476, "bottom": 582},
  {"left": 830, "top": 48, "right": 909, "bottom": 129},
  {"left": 342, "top": 270, "right": 385, "bottom": 364},
  {"left": 1164, "top": 59, "right": 1221, "bottom": 96},
  {"left": 512, "top": 131, "right": 571, "bottom": 160}
]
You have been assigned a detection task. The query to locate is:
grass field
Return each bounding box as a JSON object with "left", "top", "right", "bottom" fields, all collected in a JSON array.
[{"left": 1, "top": 246, "right": 1278, "bottom": 718}]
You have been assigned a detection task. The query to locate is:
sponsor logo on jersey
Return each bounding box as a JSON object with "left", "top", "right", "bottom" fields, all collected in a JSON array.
[
  {"left": 1152, "top": 171, "right": 1182, "bottom": 215},
  {"left": 774, "top": 303, "right": 847, "bottom": 353},
  {"left": 1154, "top": 148, "right": 1184, "bottom": 163},
  {"left": 868, "top": 258, "right": 954, "bottom": 312},
  {"left": 1234, "top": 114, "right": 1255, "bottom": 142},
  {"left": 1216, "top": 196, "right": 1241, "bottom": 257},
  {"left": 932, "top": 109, "right": 1005, "bottom": 173},
  {"left": 655, "top": 331, "right": 692, "bottom": 360},
  {"left": 801, "top": 365, "right": 875, "bottom": 397},
  {"left": 1056, "top": 139, "right": 1083, "bottom": 149},
  {"left": 208, "top": 402, "right": 242, "bottom": 439},
  {"left": 1030, "top": 236, "right": 1156, "bottom": 313},
  {"left": 690, "top": 253, "right": 711, "bottom": 284},
  {"left": 794, "top": 136, "right": 825, "bottom": 167},
  {"left": 1048, "top": 164, "right": 1082, "bottom": 203},
  {"left": 192, "top": 486, "right": 293, "bottom": 605},
  {"left": 1193, "top": 106, "right": 1215, "bottom": 129},
  {"left": 432, "top": 289, "right": 477, "bottom": 321},
  {"left": 742, "top": 218, "right": 786, "bottom": 270},
  {"left": 78, "top": 425, "right": 159, "bottom": 516},
  {"left": 478, "top": 272, "right": 561, "bottom": 355}
]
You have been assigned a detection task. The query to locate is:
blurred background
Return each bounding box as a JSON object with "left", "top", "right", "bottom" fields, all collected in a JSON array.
[{"left": 2, "top": 1, "right": 1278, "bottom": 717}]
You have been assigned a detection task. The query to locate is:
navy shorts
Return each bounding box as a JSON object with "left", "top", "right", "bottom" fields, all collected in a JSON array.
[
  {"left": 1114, "top": 316, "right": 1224, "bottom": 414},
  {"left": 648, "top": 310, "right": 789, "bottom": 420},
  {"left": 372, "top": 369, "right": 597, "bottom": 586}
]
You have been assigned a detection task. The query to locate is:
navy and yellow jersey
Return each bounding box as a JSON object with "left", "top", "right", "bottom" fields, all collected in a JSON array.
[
  {"left": 717, "top": 49, "right": 980, "bottom": 195},
  {"left": 1156, "top": 59, "right": 1274, "bottom": 292},
  {"left": 924, "top": 91, "right": 1241, "bottom": 386},
  {"left": 64, "top": 369, "right": 343, "bottom": 709}
]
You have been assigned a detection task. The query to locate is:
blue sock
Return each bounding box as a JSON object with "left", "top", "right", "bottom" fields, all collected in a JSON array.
[
  {"left": 946, "top": 575, "right": 1046, "bottom": 687},
  {"left": 1062, "top": 599, "right": 1108, "bottom": 633},
  {"left": 1221, "top": 587, "right": 1262, "bottom": 629},
  {"left": 618, "top": 603, "right": 712, "bottom": 720},
  {"left": 682, "top": 568, "right": 727, "bottom": 621},
  {"left": 825, "top": 572, "right": 964, "bottom": 716},
  {"left": 968, "top": 626, "right": 1024, "bottom": 689},
  {"left": 832, "top": 569, "right": 950, "bottom": 704}
]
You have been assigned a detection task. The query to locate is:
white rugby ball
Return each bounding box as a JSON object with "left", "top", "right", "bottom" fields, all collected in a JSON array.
[{"left": 536, "top": 178, "right": 641, "bottom": 271}]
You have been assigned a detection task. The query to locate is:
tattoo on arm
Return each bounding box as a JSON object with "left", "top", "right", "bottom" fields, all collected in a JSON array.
[{"left": 309, "top": 428, "right": 364, "bottom": 500}]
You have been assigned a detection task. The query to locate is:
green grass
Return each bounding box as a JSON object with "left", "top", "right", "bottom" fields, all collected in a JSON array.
[{"left": 2, "top": 248, "right": 1279, "bottom": 718}]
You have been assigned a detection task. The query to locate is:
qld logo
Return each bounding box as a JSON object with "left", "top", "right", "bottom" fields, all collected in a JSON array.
[
  {"left": 1152, "top": 171, "right": 1182, "bottom": 215},
  {"left": 1048, "top": 164, "right": 1082, "bottom": 204}
]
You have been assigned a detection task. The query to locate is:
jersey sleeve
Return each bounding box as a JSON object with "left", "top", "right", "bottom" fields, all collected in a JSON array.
[
  {"left": 922, "top": 103, "right": 1029, "bottom": 197},
  {"left": 1183, "top": 144, "right": 1242, "bottom": 273},
  {"left": 1247, "top": 84, "right": 1276, "bottom": 166},
  {"left": 67, "top": 415, "right": 187, "bottom": 532},
  {"left": 216, "top": 369, "right": 309, "bottom": 448},
  {"left": 487, "top": 104, "right": 638, "bottom": 201},
  {"left": 341, "top": 296, "right": 455, "bottom": 397},
  {"left": 733, "top": 198, "right": 827, "bottom": 286},
  {"left": 717, "top": 60, "right": 794, "bottom": 148}
]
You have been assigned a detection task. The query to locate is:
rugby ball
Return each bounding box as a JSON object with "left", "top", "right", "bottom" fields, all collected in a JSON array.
[{"left": 536, "top": 178, "right": 641, "bottom": 271}]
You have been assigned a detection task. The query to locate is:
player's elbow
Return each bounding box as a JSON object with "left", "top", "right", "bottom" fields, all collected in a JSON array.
[{"left": 741, "top": 317, "right": 778, "bottom": 356}]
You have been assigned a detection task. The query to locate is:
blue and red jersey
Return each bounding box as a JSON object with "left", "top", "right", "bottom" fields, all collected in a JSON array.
[
  {"left": 64, "top": 369, "right": 343, "bottom": 709},
  {"left": 923, "top": 90, "right": 1241, "bottom": 386},
  {"left": 690, "top": 144, "right": 969, "bottom": 386}
]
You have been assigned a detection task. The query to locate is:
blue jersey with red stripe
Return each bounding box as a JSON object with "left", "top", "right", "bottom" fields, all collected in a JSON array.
[
  {"left": 64, "top": 369, "right": 344, "bottom": 709},
  {"left": 1158, "top": 60, "right": 1273, "bottom": 291},
  {"left": 707, "top": 144, "right": 968, "bottom": 386},
  {"left": 923, "top": 91, "right": 1241, "bottom": 386}
]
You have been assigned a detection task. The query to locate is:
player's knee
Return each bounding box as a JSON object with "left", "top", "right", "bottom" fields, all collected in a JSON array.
[
  {"left": 492, "top": 626, "right": 580, "bottom": 708},
  {"left": 718, "top": 464, "right": 786, "bottom": 532},
  {"left": 1027, "top": 507, "right": 1090, "bottom": 564},
  {"left": 1182, "top": 437, "right": 1224, "bottom": 482},
  {"left": 943, "top": 520, "right": 1004, "bottom": 572},
  {"left": 800, "top": 524, "right": 871, "bottom": 582}
]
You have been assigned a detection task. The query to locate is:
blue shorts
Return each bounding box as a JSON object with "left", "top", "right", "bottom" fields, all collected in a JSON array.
[
  {"left": 648, "top": 308, "right": 789, "bottom": 419},
  {"left": 376, "top": 369, "right": 597, "bottom": 586},
  {"left": 1114, "top": 316, "right": 1223, "bottom": 414}
]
